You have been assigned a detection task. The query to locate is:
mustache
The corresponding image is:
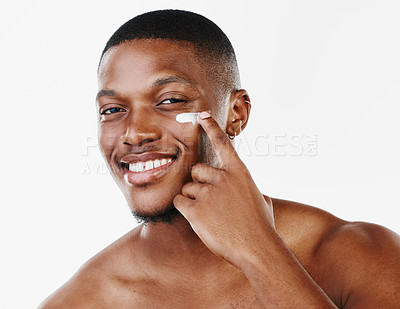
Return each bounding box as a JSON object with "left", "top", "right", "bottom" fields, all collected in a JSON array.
[
  {"left": 114, "top": 143, "right": 181, "bottom": 166},
  {"left": 118, "top": 135, "right": 191, "bottom": 155},
  {"left": 121, "top": 143, "right": 171, "bottom": 154}
]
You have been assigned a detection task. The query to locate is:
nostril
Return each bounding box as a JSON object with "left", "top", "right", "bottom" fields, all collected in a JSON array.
[
  {"left": 121, "top": 126, "right": 161, "bottom": 147},
  {"left": 138, "top": 138, "right": 158, "bottom": 147},
  {"left": 123, "top": 137, "right": 158, "bottom": 147}
]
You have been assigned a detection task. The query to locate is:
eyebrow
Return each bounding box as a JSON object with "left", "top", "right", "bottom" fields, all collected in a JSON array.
[
  {"left": 151, "top": 75, "right": 197, "bottom": 88},
  {"left": 96, "top": 75, "right": 197, "bottom": 101},
  {"left": 96, "top": 89, "right": 120, "bottom": 100}
]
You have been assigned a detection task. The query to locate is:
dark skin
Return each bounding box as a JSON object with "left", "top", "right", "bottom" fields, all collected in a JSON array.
[{"left": 39, "top": 40, "right": 400, "bottom": 308}]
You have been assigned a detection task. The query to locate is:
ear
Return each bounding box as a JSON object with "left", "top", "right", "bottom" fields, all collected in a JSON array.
[{"left": 225, "top": 89, "right": 251, "bottom": 137}]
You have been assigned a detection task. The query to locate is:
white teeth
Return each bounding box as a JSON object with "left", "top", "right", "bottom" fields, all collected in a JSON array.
[
  {"left": 128, "top": 158, "right": 173, "bottom": 173},
  {"left": 145, "top": 161, "right": 153, "bottom": 170},
  {"left": 130, "top": 163, "right": 137, "bottom": 172}
]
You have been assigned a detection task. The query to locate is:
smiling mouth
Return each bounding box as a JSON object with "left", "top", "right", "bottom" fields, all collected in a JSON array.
[
  {"left": 122, "top": 157, "right": 174, "bottom": 173},
  {"left": 119, "top": 152, "right": 179, "bottom": 186}
]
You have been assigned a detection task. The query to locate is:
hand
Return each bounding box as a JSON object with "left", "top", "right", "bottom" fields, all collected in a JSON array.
[{"left": 173, "top": 111, "right": 275, "bottom": 268}]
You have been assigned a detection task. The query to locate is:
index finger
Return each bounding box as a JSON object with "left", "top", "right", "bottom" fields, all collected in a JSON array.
[{"left": 198, "top": 111, "right": 238, "bottom": 168}]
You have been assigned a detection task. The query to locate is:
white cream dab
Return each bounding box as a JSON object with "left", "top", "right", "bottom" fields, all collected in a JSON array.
[{"left": 175, "top": 112, "right": 200, "bottom": 125}]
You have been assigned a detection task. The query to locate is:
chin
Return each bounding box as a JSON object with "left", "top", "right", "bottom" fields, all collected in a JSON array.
[
  {"left": 130, "top": 205, "right": 181, "bottom": 225},
  {"left": 128, "top": 196, "right": 182, "bottom": 224},
  {"left": 123, "top": 186, "right": 181, "bottom": 222}
]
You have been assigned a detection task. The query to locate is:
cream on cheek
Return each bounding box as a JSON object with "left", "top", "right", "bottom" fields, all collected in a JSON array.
[
  {"left": 170, "top": 114, "right": 201, "bottom": 160},
  {"left": 175, "top": 112, "right": 200, "bottom": 125},
  {"left": 175, "top": 113, "right": 201, "bottom": 158},
  {"left": 175, "top": 111, "right": 220, "bottom": 167}
]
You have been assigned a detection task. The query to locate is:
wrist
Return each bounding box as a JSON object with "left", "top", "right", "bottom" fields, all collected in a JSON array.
[{"left": 235, "top": 226, "right": 282, "bottom": 275}]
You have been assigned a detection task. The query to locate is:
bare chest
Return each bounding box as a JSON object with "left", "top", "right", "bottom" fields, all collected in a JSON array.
[
  {"left": 103, "top": 279, "right": 261, "bottom": 309},
  {"left": 122, "top": 293, "right": 261, "bottom": 308}
]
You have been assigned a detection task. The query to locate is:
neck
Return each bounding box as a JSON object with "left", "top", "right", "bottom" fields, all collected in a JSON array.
[
  {"left": 122, "top": 213, "right": 248, "bottom": 294},
  {"left": 137, "top": 213, "right": 225, "bottom": 269}
]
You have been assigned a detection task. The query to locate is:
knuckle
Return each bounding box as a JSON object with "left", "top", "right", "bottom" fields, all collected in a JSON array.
[
  {"left": 173, "top": 194, "right": 185, "bottom": 207},
  {"left": 214, "top": 169, "right": 226, "bottom": 182},
  {"left": 181, "top": 185, "right": 189, "bottom": 196},
  {"left": 207, "top": 119, "right": 219, "bottom": 128},
  {"left": 191, "top": 163, "right": 205, "bottom": 173},
  {"left": 198, "top": 184, "right": 212, "bottom": 196},
  {"left": 216, "top": 134, "right": 230, "bottom": 147},
  {"left": 182, "top": 182, "right": 192, "bottom": 191}
]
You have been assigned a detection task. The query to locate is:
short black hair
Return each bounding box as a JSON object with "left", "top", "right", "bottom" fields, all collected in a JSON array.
[{"left": 100, "top": 9, "right": 240, "bottom": 101}]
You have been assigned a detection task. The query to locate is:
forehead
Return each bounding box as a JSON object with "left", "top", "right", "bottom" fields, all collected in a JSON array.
[{"left": 98, "top": 39, "right": 210, "bottom": 92}]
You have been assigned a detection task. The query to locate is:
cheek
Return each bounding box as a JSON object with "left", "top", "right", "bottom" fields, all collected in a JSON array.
[
  {"left": 98, "top": 127, "right": 120, "bottom": 158},
  {"left": 171, "top": 121, "right": 201, "bottom": 158}
]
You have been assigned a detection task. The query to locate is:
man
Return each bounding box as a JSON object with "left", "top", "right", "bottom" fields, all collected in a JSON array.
[{"left": 40, "top": 9, "right": 400, "bottom": 308}]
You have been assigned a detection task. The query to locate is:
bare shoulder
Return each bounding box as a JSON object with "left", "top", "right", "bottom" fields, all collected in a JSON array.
[
  {"left": 271, "top": 197, "right": 400, "bottom": 308},
  {"left": 314, "top": 220, "right": 400, "bottom": 308},
  {"left": 38, "top": 226, "right": 145, "bottom": 309},
  {"left": 271, "top": 197, "right": 345, "bottom": 261},
  {"left": 37, "top": 261, "right": 101, "bottom": 309}
]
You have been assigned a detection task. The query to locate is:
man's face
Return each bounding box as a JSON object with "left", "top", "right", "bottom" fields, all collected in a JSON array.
[{"left": 97, "top": 39, "right": 224, "bottom": 221}]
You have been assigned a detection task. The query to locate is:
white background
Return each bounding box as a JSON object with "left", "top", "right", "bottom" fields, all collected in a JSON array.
[{"left": 1, "top": 1, "right": 399, "bottom": 308}]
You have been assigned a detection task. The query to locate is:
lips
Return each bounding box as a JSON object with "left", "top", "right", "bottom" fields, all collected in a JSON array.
[{"left": 119, "top": 152, "right": 178, "bottom": 185}]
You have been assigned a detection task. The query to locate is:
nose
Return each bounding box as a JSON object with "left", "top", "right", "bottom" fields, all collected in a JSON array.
[{"left": 120, "top": 109, "right": 162, "bottom": 147}]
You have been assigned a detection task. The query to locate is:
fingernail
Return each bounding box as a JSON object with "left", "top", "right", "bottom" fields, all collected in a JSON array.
[{"left": 199, "top": 111, "right": 211, "bottom": 119}]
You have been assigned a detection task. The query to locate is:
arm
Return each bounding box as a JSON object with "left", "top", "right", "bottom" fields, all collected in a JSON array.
[
  {"left": 237, "top": 225, "right": 338, "bottom": 308},
  {"left": 237, "top": 222, "right": 338, "bottom": 308}
]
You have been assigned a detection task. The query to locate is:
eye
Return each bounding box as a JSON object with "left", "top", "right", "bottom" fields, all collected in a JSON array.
[
  {"left": 100, "top": 107, "right": 126, "bottom": 115},
  {"left": 159, "top": 98, "right": 186, "bottom": 104}
]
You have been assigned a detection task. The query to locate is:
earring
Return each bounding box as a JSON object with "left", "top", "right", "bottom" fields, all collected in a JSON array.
[{"left": 228, "top": 131, "right": 236, "bottom": 140}]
